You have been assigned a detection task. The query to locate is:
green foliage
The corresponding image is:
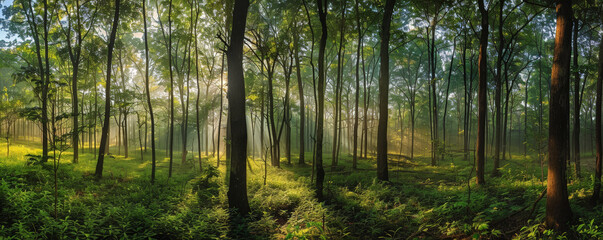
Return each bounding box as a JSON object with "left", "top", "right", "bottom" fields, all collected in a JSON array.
[{"left": 3, "top": 142, "right": 603, "bottom": 239}]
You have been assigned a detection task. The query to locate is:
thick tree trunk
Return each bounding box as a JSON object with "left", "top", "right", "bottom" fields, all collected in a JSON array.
[
  {"left": 376, "top": 0, "right": 395, "bottom": 182},
  {"left": 95, "top": 0, "right": 120, "bottom": 179},
  {"left": 226, "top": 0, "right": 250, "bottom": 215},
  {"left": 545, "top": 0, "right": 573, "bottom": 230}
]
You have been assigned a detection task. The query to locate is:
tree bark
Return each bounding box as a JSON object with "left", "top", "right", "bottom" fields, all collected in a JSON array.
[
  {"left": 572, "top": 18, "right": 581, "bottom": 178},
  {"left": 545, "top": 0, "right": 573, "bottom": 230},
  {"left": 95, "top": 0, "right": 120, "bottom": 179},
  {"left": 592, "top": 25, "right": 603, "bottom": 204},
  {"left": 167, "top": 0, "right": 175, "bottom": 178},
  {"left": 315, "top": 0, "right": 327, "bottom": 201},
  {"left": 332, "top": 0, "right": 346, "bottom": 169},
  {"left": 143, "top": 0, "right": 157, "bottom": 183},
  {"left": 476, "top": 0, "right": 487, "bottom": 185},
  {"left": 226, "top": 0, "right": 251, "bottom": 215},
  {"left": 492, "top": 0, "right": 504, "bottom": 177},
  {"left": 376, "top": 0, "right": 395, "bottom": 182},
  {"left": 352, "top": 0, "right": 361, "bottom": 169},
  {"left": 294, "top": 20, "right": 305, "bottom": 165}
]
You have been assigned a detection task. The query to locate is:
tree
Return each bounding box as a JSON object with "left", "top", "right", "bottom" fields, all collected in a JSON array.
[
  {"left": 8, "top": 0, "right": 53, "bottom": 162},
  {"left": 545, "top": 0, "right": 572, "bottom": 230},
  {"left": 592, "top": 20, "right": 602, "bottom": 204},
  {"left": 352, "top": 0, "right": 361, "bottom": 168},
  {"left": 475, "top": 0, "right": 487, "bottom": 185},
  {"left": 95, "top": 0, "right": 121, "bottom": 179},
  {"left": 376, "top": 0, "right": 395, "bottom": 182},
  {"left": 331, "top": 0, "right": 346, "bottom": 169},
  {"left": 142, "top": 0, "right": 156, "bottom": 184},
  {"left": 315, "top": 0, "right": 327, "bottom": 201},
  {"left": 156, "top": 0, "right": 175, "bottom": 178},
  {"left": 226, "top": 0, "right": 251, "bottom": 216},
  {"left": 58, "top": 0, "right": 98, "bottom": 164},
  {"left": 294, "top": 15, "right": 305, "bottom": 165}
]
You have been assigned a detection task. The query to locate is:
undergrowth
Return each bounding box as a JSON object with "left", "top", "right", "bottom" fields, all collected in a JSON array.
[{"left": 1, "top": 141, "right": 603, "bottom": 239}]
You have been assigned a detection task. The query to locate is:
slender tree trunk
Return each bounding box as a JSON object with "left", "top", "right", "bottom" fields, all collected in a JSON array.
[
  {"left": 572, "top": 19, "right": 581, "bottom": 178},
  {"left": 143, "top": 0, "right": 156, "bottom": 183},
  {"left": 463, "top": 30, "right": 469, "bottom": 161},
  {"left": 591, "top": 26, "right": 603, "bottom": 203},
  {"left": 71, "top": 52, "right": 80, "bottom": 163},
  {"left": 332, "top": 1, "right": 346, "bottom": 168},
  {"left": 42, "top": 0, "right": 50, "bottom": 162},
  {"left": 95, "top": 0, "right": 120, "bottom": 179},
  {"left": 118, "top": 48, "right": 129, "bottom": 158},
  {"left": 137, "top": 113, "right": 144, "bottom": 162},
  {"left": 443, "top": 37, "right": 456, "bottom": 160},
  {"left": 352, "top": 0, "right": 361, "bottom": 169},
  {"left": 545, "top": 0, "right": 573, "bottom": 230},
  {"left": 167, "top": 0, "right": 175, "bottom": 178},
  {"left": 294, "top": 22, "right": 305, "bottom": 165},
  {"left": 315, "top": 0, "right": 327, "bottom": 201},
  {"left": 525, "top": 70, "right": 529, "bottom": 157},
  {"left": 218, "top": 54, "right": 225, "bottom": 166},
  {"left": 194, "top": 13, "right": 202, "bottom": 171},
  {"left": 267, "top": 64, "right": 279, "bottom": 167},
  {"left": 493, "top": 0, "right": 504, "bottom": 177},
  {"left": 476, "top": 0, "right": 488, "bottom": 185}
]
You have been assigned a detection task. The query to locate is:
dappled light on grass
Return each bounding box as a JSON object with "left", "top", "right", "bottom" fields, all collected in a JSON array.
[{"left": 2, "top": 141, "right": 603, "bottom": 239}]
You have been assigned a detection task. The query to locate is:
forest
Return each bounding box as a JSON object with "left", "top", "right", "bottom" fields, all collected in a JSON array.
[{"left": 0, "top": 0, "right": 603, "bottom": 238}]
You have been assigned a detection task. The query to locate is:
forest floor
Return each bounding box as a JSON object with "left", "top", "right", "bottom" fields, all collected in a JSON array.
[{"left": 1, "top": 140, "right": 603, "bottom": 239}]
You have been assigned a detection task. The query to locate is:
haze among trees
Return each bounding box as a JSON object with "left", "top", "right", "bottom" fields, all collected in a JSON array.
[{"left": 1, "top": 0, "right": 603, "bottom": 238}]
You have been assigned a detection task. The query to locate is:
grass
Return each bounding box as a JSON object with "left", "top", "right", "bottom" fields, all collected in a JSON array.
[{"left": 1, "top": 140, "right": 603, "bottom": 239}]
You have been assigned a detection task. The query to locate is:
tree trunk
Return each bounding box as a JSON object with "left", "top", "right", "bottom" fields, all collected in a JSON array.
[
  {"left": 352, "top": 0, "right": 361, "bottom": 169},
  {"left": 95, "top": 0, "right": 120, "bottom": 179},
  {"left": 218, "top": 54, "right": 225, "bottom": 166},
  {"left": 332, "top": 1, "right": 346, "bottom": 169},
  {"left": 194, "top": 14, "right": 202, "bottom": 171},
  {"left": 143, "top": 0, "right": 157, "bottom": 183},
  {"left": 545, "top": 0, "right": 573, "bottom": 230},
  {"left": 376, "top": 0, "right": 395, "bottom": 182},
  {"left": 315, "top": 0, "right": 327, "bottom": 201},
  {"left": 476, "top": 0, "right": 487, "bottom": 185},
  {"left": 572, "top": 19, "right": 581, "bottom": 178},
  {"left": 167, "top": 0, "right": 175, "bottom": 178},
  {"left": 226, "top": 0, "right": 251, "bottom": 215},
  {"left": 493, "top": 0, "right": 504, "bottom": 177},
  {"left": 591, "top": 25, "right": 603, "bottom": 204},
  {"left": 443, "top": 37, "right": 456, "bottom": 160},
  {"left": 294, "top": 21, "right": 305, "bottom": 165},
  {"left": 42, "top": 0, "right": 50, "bottom": 162}
]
